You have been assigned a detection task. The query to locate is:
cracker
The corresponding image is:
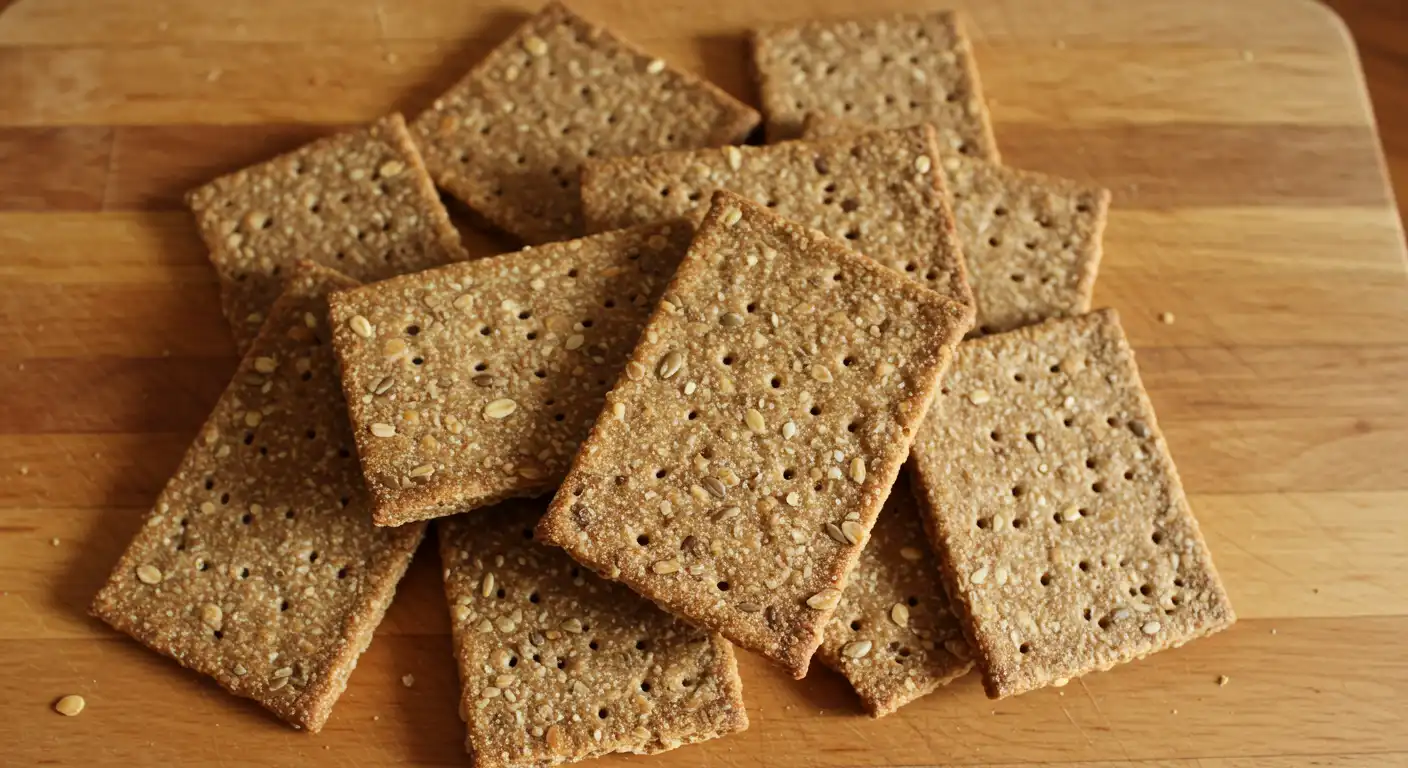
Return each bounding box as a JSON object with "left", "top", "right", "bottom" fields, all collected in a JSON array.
[
  {"left": 817, "top": 474, "right": 973, "bottom": 717},
  {"left": 579, "top": 125, "right": 974, "bottom": 310},
  {"left": 408, "top": 2, "right": 759, "bottom": 246},
  {"left": 536, "top": 191, "right": 973, "bottom": 678},
  {"left": 801, "top": 114, "right": 1111, "bottom": 334},
  {"left": 751, "top": 10, "right": 998, "bottom": 159},
  {"left": 90, "top": 263, "right": 427, "bottom": 731},
  {"left": 328, "top": 222, "right": 694, "bottom": 527},
  {"left": 440, "top": 498, "right": 748, "bottom": 768},
  {"left": 187, "top": 114, "right": 468, "bottom": 353},
  {"left": 908, "top": 310, "right": 1236, "bottom": 698}
]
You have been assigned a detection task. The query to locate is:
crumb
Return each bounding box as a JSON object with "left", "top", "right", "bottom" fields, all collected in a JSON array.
[
  {"left": 156, "top": 21, "right": 169, "bottom": 32},
  {"left": 385, "top": 52, "right": 399, "bottom": 65},
  {"left": 51, "top": 537, "right": 60, "bottom": 547},
  {"left": 373, "top": 715, "right": 380, "bottom": 721},
  {"left": 1270, "top": 628, "right": 1277, "bottom": 635},
  {"left": 1241, "top": 50, "right": 1255, "bottom": 62},
  {"left": 1054, "top": 39, "right": 1067, "bottom": 49},
  {"left": 1158, "top": 311, "right": 1175, "bottom": 324},
  {"left": 1171, "top": 709, "right": 1178, "bottom": 715},
  {"left": 1218, "top": 675, "right": 1230, "bottom": 686},
  {"left": 401, "top": 674, "right": 415, "bottom": 688},
  {"left": 18, "top": 466, "right": 28, "bottom": 476},
  {"left": 206, "top": 69, "right": 223, "bottom": 83},
  {"left": 54, "top": 695, "right": 85, "bottom": 716}
]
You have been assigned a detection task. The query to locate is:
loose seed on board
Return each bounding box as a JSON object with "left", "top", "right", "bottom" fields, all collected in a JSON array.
[
  {"left": 658, "top": 351, "right": 684, "bottom": 379},
  {"left": 484, "top": 399, "right": 518, "bottom": 419},
  {"left": 349, "top": 315, "right": 373, "bottom": 338},
  {"left": 842, "top": 639, "right": 872, "bottom": 659},
  {"left": 54, "top": 695, "right": 86, "bottom": 716},
  {"left": 806, "top": 589, "right": 842, "bottom": 610}
]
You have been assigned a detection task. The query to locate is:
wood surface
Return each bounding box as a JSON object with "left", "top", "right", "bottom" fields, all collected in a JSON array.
[{"left": 2, "top": 0, "right": 1407, "bottom": 766}]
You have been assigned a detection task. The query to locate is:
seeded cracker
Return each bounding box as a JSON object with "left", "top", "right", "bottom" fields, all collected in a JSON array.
[
  {"left": 818, "top": 475, "right": 973, "bottom": 716},
  {"left": 751, "top": 11, "right": 998, "bottom": 159},
  {"left": 328, "top": 223, "right": 693, "bottom": 526},
  {"left": 408, "top": 2, "right": 759, "bottom": 246},
  {"left": 908, "top": 310, "right": 1235, "bottom": 698},
  {"left": 440, "top": 499, "right": 747, "bottom": 768},
  {"left": 579, "top": 125, "right": 974, "bottom": 310},
  {"left": 802, "top": 114, "right": 1110, "bottom": 334},
  {"left": 90, "top": 264, "right": 426, "bottom": 731},
  {"left": 537, "top": 191, "right": 973, "bottom": 677},
  {"left": 187, "top": 115, "right": 467, "bottom": 353}
]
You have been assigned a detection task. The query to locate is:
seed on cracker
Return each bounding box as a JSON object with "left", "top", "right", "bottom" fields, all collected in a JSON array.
[
  {"left": 580, "top": 125, "right": 973, "bottom": 310},
  {"left": 440, "top": 499, "right": 748, "bottom": 767},
  {"left": 537, "top": 191, "right": 972, "bottom": 678},
  {"left": 407, "top": 2, "right": 759, "bottom": 246},
  {"left": 186, "top": 115, "right": 467, "bottom": 352},
  {"left": 328, "top": 223, "right": 693, "bottom": 526},
  {"left": 817, "top": 479, "right": 972, "bottom": 717},
  {"left": 750, "top": 10, "right": 998, "bottom": 159},
  {"left": 909, "top": 310, "right": 1236, "bottom": 698},
  {"left": 90, "top": 264, "right": 426, "bottom": 732}
]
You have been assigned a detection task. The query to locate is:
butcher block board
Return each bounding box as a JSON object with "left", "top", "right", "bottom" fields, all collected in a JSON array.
[{"left": 2, "top": 0, "right": 1407, "bottom": 765}]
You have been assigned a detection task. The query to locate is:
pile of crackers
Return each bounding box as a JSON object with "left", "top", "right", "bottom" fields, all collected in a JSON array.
[{"left": 91, "top": 4, "right": 1235, "bottom": 765}]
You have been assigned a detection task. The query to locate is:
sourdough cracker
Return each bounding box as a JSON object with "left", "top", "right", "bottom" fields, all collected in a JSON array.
[
  {"left": 908, "top": 310, "right": 1235, "bottom": 698},
  {"left": 91, "top": 264, "right": 426, "bottom": 731},
  {"left": 538, "top": 191, "right": 972, "bottom": 677}
]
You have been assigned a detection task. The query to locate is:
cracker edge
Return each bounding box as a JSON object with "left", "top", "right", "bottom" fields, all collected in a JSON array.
[
  {"left": 89, "top": 262, "right": 429, "bottom": 731},
  {"left": 538, "top": 190, "right": 974, "bottom": 679},
  {"left": 907, "top": 308, "right": 1237, "bottom": 699},
  {"left": 435, "top": 513, "right": 750, "bottom": 765}
]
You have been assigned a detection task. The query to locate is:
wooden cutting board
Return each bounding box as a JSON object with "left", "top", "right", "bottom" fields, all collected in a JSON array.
[{"left": 2, "top": 0, "right": 1406, "bottom": 765}]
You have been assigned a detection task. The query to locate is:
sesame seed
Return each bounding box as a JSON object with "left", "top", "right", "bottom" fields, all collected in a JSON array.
[
  {"left": 349, "top": 315, "right": 373, "bottom": 338},
  {"left": 970, "top": 566, "right": 989, "bottom": 585},
  {"left": 786, "top": 491, "right": 801, "bottom": 507},
  {"left": 842, "top": 639, "right": 872, "bottom": 658},
  {"left": 370, "top": 423, "right": 396, "bottom": 438},
  {"left": 967, "top": 389, "right": 991, "bottom": 405},
  {"left": 848, "top": 457, "right": 866, "bottom": 483},
  {"left": 684, "top": 381, "right": 697, "bottom": 395},
  {"left": 484, "top": 399, "right": 518, "bottom": 419},
  {"left": 646, "top": 58, "right": 666, "bottom": 74},
  {"left": 810, "top": 365, "right": 833, "bottom": 383},
  {"left": 806, "top": 588, "right": 842, "bottom": 610},
  {"left": 408, "top": 464, "right": 434, "bottom": 478},
  {"left": 745, "top": 408, "right": 766, "bottom": 433},
  {"left": 914, "top": 155, "right": 932, "bottom": 173},
  {"left": 523, "top": 35, "right": 548, "bottom": 56},
  {"left": 652, "top": 559, "right": 681, "bottom": 574},
  {"left": 136, "top": 565, "right": 163, "bottom": 585},
  {"left": 658, "top": 351, "right": 684, "bottom": 379},
  {"left": 379, "top": 160, "right": 405, "bottom": 178},
  {"left": 725, "top": 146, "right": 743, "bottom": 171},
  {"left": 890, "top": 602, "right": 910, "bottom": 627},
  {"left": 200, "top": 603, "right": 223, "bottom": 629},
  {"left": 900, "top": 546, "right": 923, "bottom": 561},
  {"left": 1061, "top": 503, "right": 1080, "bottom": 521},
  {"left": 253, "top": 356, "right": 277, "bottom": 374},
  {"left": 1142, "top": 621, "right": 1161, "bottom": 635},
  {"left": 54, "top": 695, "right": 85, "bottom": 717},
  {"left": 245, "top": 411, "right": 262, "bottom": 427},
  {"left": 719, "top": 312, "right": 744, "bottom": 327},
  {"left": 561, "top": 618, "right": 584, "bottom": 633},
  {"left": 782, "top": 421, "right": 797, "bottom": 439},
  {"left": 565, "top": 334, "right": 585, "bottom": 351},
  {"left": 612, "top": 402, "right": 626, "bottom": 420},
  {"left": 722, "top": 207, "right": 742, "bottom": 226}
]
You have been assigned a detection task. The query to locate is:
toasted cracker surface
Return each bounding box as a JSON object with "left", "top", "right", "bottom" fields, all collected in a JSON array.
[
  {"left": 328, "top": 223, "right": 693, "bottom": 526},
  {"left": 751, "top": 10, "right": 997, "bottom": 159},
  {"left": 440, "top": 499, "right": 747, "bottom": 768},
  {"left": 908, "top": 310, "right": 1235, "bottom": 698},
  {"left": 187, "top": 114, "right": 467, "bottom": 352},
  {"left": 802, "top": 114, "right": 1110, "bottom": 334},
  {"left": 817, "top": 475, "right": 973, "bottom": 716},
  {"left": 90, "top": 264, "right": 426, "bottom": 731},
  {"left": 537, "top": 191, "right": 972, "bottom": 678},
  {"left": 580, "top": 125, "right": 973, "bottom": 311},
  {"left": 409, "top": 2, "right": 759, "bottom": 246}
]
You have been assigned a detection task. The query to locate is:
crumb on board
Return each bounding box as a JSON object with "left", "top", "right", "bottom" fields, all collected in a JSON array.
[
  {"left": 54, "top": 695, "right": 85, "bottom": 716},
  {"left": 1218, "top": 675, "right": 1230, "bottom": 686},
  {"left": 51, "top": 537, "right": 60, "bottom": 547},
  {"left": 401, "top": 674, "right": 415, "bottom": 688},
  {"left": 1158, "top": 311, "right": 1175, "bottom": 324}
]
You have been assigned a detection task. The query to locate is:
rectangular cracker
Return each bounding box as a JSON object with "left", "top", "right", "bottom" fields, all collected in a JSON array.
[
  {"left": 409, "top": 1, "right": 759, "bottom": 246},
  {"left": 90, "top": 263, "right": 427, "bottom": 732},
  {"left": 187, "top": 114, "right": 468, "bottom": 353},
  {"left": 817, "top": 474, "right": 973, "bottom": 717},
  {"left": 802, "top": 114, "right": 1111, "bottom": 334},
  {"left": 580, "top": 125, "right": 974, "bottom": 311},
  {"left": 751, "top": 10, "right": 999, "bottom": 159},
  {"left": 908, "top": 309, "right": 1236, "bottom": 698},
  {"left": 440, "top": 498, "right": 748, "bottom": 768},
  {"left": 327, "top": 222, "right": 694, "bottom": 526},
  {"left": 536, "top": 191, "right": 973, "bottom": 678}
]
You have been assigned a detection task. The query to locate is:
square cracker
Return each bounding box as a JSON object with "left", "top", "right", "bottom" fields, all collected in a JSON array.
[
  {"left": 537, "top": 191, "right": 973, "bottom": 678},
  {"left": 802, "top": 114, "right": 1111, "bottom": 334},
  {"left": 440, "top": 498, "right": 748, "bottom": 768},
  {"left": 187, "top": 114, "right": 467, "bottom": 353},
  {"left": 908, "top": 310, "right": 1235, "bottom": 698},
  {"left": 817, "top": 475, "right": 973, "bottom": 717},
  {"left": 408, "top": 1, "right": 759, "bottom": 246},
  {"left": 751, "top": 10, "right": 998, "bottom": 159},
  {"left": 579, "top": 125, "right": 974, "bottom": 311},
  {"left": 328, "top": 222, "right": 694, "bottom": 527},
  {"left": 90, "top": 263, "right": 427, "bottom": 732}
]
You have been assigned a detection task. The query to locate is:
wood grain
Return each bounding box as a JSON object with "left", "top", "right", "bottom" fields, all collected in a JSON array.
[{"left": 1, "top": 0, "right": 1406, "bottom": 766}]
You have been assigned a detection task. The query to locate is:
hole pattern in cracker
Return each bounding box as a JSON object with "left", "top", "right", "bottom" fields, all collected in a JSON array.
[
  {"left": 328, "top": 223, "right": 693, "bottom": 526},
  {"left": 751, "top": 11, "right": 998, "bottom": 159},
  {"left": 816, "top": 475, "right": 973, "bottom": 717},
  {"left": 409, "top": 2, "right": 759, "bottom": 246},
  {"left": 187, "top": 115, "right": 467, "bottom": 353},
  {"left": 802, "top": 114, "right": 1111, "bottom": 335},
  {"left": 537, "top": 191, "right": 972, "bottom": 678},
  {"left": 909, "top": 310, "right": 1235, "bottom": 698},
  {"left": 439, "top": 500, "right": 747, "bottom": 767},
  {"left": 90, "top": 265, "right": 426, "bottom": 732},
  {"left": 580, "top": 125, "right": 973, "bottom": 311}
]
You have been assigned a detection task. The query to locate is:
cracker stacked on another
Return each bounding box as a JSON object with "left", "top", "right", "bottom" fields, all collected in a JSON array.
[
  {"left": 440, "top": 499, "right": 748, "bottom": 768},
  {"left": 537, "top": 191, "right": 973, "bottom": 677},
  {"left": 409, "top": 2, "right": 759, "bottom": 245},
  {"left": 91, "top": 264, "right": 425, "bottom": 732},
  {"left": 909, "top": 310, "right": 1236, "bottom": 698}
]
